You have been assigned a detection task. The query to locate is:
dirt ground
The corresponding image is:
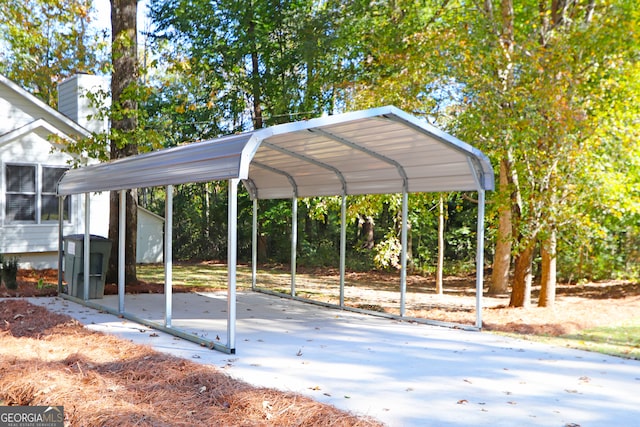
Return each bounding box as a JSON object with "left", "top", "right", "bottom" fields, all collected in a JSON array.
[{"left": 3, "top": 268, "right": 640, "bottom": 337}]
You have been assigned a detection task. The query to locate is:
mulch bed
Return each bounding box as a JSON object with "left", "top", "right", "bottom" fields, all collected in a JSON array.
[{"left": 0, "top": 299, "right": 382, "bottom": 426}]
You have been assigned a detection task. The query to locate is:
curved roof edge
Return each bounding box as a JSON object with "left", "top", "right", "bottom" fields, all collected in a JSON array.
[{"left": 57, "top": 106, "right": 494, "bottom": 197}]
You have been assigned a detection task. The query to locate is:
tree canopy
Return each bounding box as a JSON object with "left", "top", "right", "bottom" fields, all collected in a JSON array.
[
  {"left": 0, "top": 0, "right": 108, "bottom": 105},
  {"left": 6, "top": 0, "right": 638, "bottom": 300}
]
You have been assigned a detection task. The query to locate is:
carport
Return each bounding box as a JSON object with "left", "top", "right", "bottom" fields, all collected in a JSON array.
[{"left": 56, "top": 106, "right": 494, "bottom": 354}]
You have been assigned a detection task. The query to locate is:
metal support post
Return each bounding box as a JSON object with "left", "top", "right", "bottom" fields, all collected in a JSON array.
[
  {"left": 339, "top": 194, "right": 347, "bottom": 307},
  {"left": 291, "top": 197, "right": 298, "bottom": 297},
  {"left": 227, "top": 179, "right": 239, "bottom": 352},
  {"left": 118, "top": 190, "right": 126, "bottom": 313},
  {"left": 165, "top": 185, "right": 173, "bottom": 327},
  {"left": 83, "top": 193, "right": 90, "bottom": 302},
  {"left": 475, "top": 189, "right": 486, "bottom": 329},
  {"left": 400, "top": 191, "right": 408, "bottom": 317},
  {"left": 252, "top": 198, "right": 258, "bottom": 290}
]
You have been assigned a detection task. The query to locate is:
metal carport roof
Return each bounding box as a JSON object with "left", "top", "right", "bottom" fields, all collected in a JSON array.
[
  {"left": 56, "top": 105, "right": 494, "bottom": 354},
  {"left": 57, "top": 106, "right": 493, "bottom": 197}
]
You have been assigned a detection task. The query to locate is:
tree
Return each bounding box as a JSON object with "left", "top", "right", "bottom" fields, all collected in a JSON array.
[
  {"left": 444, "top": 0, "right": 639, "bottom": 306},
  {"left": 149, "top": 0, "right": 345, "bottom": 130},
  {"left": 106, "top": 0, "right": 140, "bottom": 284},
  {"left": 0, "top": 0, "right": 108, "bottom": 105}
]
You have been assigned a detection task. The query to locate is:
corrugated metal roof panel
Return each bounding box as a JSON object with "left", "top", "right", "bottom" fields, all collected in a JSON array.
[{"left": 57, "top": 106, "right": 494, "bottom": 198}]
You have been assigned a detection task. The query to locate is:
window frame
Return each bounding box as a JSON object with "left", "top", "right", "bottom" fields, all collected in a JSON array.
[
  {"left": 41, "top": 165, "right": 71, "bottom": 223},
  {"left": 3, "top": 162, "right": 71, "bottom": 225}
]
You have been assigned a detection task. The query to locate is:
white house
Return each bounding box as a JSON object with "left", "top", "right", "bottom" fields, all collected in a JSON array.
[{"left": 0, "top": 73, "right": 162, "bottom": 268}]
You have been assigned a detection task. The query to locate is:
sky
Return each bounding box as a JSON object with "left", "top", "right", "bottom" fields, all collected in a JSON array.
[{"left": 92, "top": 0, "right": 151, "bottom": 37}]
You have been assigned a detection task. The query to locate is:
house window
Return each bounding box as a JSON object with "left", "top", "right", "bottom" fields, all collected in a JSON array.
[
  {"left": 5, "top": 164, "right": 69, "bottom": 223},
  {"left": 5, "top": 164, "right": 36, "bottom": 221},
  {"left": 41, "top": 166, "right": 70, "bottom": 221}
]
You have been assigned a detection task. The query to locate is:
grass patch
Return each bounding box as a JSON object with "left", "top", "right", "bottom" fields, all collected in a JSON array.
[
  {"left": 137, "top": 263, "right": 251, "bottom": 288},
  {"left": 558, "top": 321, "right": 640, "bottom": 359},
  {"left": 497, "top": 320, "right": 640, "bottom": 360},
  {"left": 137, "top": 263, "right": 306, "bottom": 290}
]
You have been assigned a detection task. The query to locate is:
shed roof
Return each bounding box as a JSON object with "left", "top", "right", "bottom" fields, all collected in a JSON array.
[{"left": 57, "top": 106, "right": 494, "bottom": 198}]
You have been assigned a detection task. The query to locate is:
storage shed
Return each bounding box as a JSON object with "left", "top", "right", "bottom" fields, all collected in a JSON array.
[{"left": 137, "top": 207, "right": 164, "bottom": 264}]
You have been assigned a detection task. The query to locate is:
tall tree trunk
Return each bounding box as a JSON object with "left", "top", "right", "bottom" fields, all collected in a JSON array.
[
  {"left": 490, "top": 158, "right": 512, "bottom": 294},
  {"left": 406, "top": 217, "right": 413, "bottom": 272},
  {"left": 507, "top": 153, "right": 530, "bottom": 307},
  {"left": 396, "top": 207, "right": 413, "bottom": 271},
  {"left": 436, "top": 195, "right": 444, "bottom": 294},
  {"left": 489, "top": 0, "right": 516, "bottom": 297},
  {"left": 509, "top": 240, "right": 535, "bottom": 307},
  {"left": 247, "top": 9, "right": 263, "bottom": 129},
  {"left": 107, "top": 0, "right": 138, "bottom": 284},
  {"left": 539, "top": 228, "right": 557, "bottom": 307},
  {"left": 203, "top": 182, "right": 210, "bottom": 240},
  {"left": 360, "top": 215, "right": 375, "bottom": 250}
]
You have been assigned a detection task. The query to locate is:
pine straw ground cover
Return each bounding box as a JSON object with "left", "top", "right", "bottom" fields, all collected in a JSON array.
[{"left": 0, "top": 299, "right": 382, "bottom": 426}]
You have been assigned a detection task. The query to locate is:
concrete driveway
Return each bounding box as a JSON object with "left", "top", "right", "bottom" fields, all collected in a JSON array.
[{"left": 28, "top": 292, "right": 640, "bottom": 427}]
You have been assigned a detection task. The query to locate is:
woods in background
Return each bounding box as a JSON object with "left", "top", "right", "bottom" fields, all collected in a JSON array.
[{"left": 1, "top": 0, "right": 637, "bottom": 307}]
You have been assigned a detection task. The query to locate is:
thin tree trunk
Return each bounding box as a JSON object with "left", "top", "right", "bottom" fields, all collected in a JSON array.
[
  {"left": 406, "top": 216, "right": 413, "bottom": 272},
  {"left": 397, "top": 208, "right": 414, "bottom": 271},
  {"left": 247, "top": 10, "right": 263, "bottom": 129},
  {"left": 203, "top": 182, "right": 210, "bottom": 240},
  {"left": 490, "top": 159, "right": 512, "bottom": 294},
  {"left": 436, "top": 195, "right": 444, "bottom": 294},
  {"left": 509, "top": 240, "right": 535, "bottom": 307},
  {"left": 539, "top": 228, "right": 557, "bottom": 307}
]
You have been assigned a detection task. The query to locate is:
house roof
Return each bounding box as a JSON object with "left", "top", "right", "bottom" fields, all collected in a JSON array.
[
  {"left": 0, "top": 74, "right": 91, "bottom": 141},
  {"left": 57, "top": 106, "right": 494, "bottom": 198}
]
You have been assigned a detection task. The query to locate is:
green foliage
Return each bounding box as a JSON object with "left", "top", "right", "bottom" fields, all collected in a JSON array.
[
  {"left": 136, "top": 0, "right": 638, "bottom": 284},
  {"left": 373, "top": 231, "right": 401, "bottom": 271},
  {"left": 149, "top": 0, "right": 348, "bottom": 129},
  {"left": 0, "top": 0, "right": 109, "bottom": 105}
]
